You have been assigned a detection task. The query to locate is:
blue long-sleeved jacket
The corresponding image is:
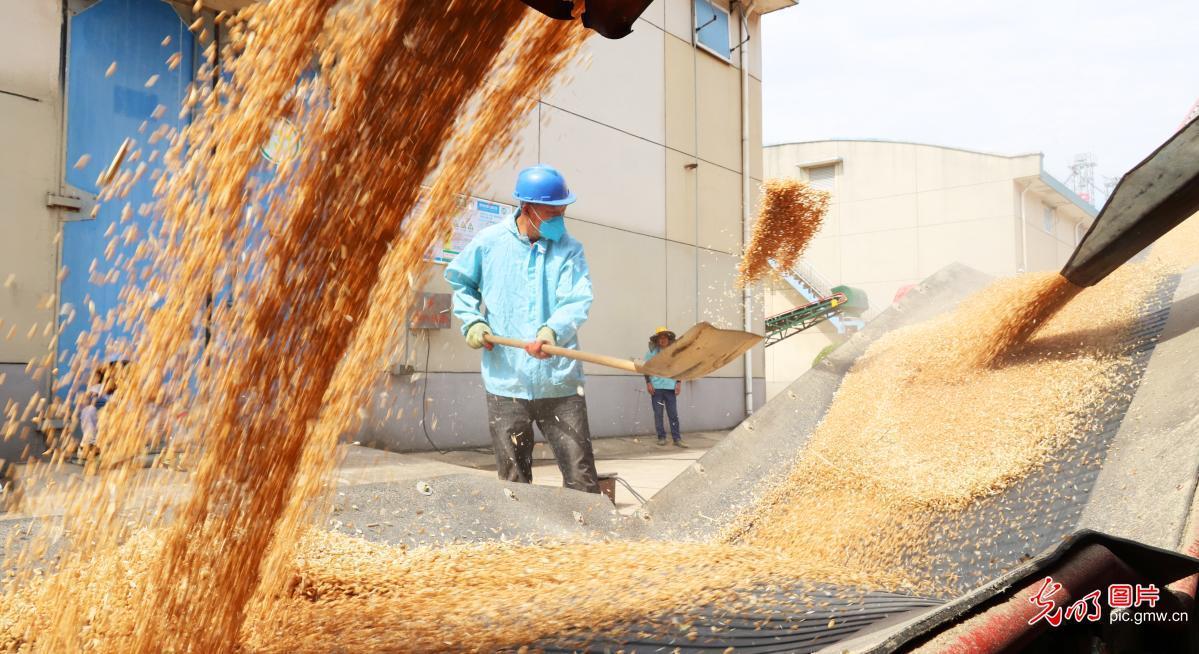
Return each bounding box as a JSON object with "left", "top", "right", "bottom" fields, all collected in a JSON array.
[{"left": 444, "top": 216, "right": 593, "bottom": 399}]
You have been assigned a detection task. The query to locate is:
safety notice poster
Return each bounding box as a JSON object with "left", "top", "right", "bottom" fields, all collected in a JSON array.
[{"left": 424, "top": 194, "right": 517, "bottom": 265}]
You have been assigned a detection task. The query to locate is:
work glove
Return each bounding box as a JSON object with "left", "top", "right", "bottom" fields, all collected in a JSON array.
[
  {"left": 525, "top": 326, "right": 556, "bottom": 360},
  {"left": 465, "top": 322, "right": 493, "bottom": 350}
]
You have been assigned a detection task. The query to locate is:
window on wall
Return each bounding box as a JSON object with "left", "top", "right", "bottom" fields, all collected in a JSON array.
[
  {"left": 1042, "top": 206, "right": 1055, "bottom": 234},
  {"left": 694, "top": 0, "right": 731, "bottom": 61},
  {"left": 804, "top": 164, "right": 836, "bottom": 191}
]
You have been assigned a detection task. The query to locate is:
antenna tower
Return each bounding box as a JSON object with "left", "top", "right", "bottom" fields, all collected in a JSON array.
[{"left": 1066, "top": 153, "right": 1098, "bottom": 206}]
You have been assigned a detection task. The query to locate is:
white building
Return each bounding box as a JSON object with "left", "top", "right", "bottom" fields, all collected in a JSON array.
[
  {"left": 0, "top": 0, "right": 796, "bottom": 460},
  {"left": 763, "top": 139, "right": 1098, "bottom": 398}
]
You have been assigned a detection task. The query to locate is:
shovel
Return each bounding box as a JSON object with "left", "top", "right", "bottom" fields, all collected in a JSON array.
[{"left": 484, "top": 322, "right": 762, "bottom": 381}]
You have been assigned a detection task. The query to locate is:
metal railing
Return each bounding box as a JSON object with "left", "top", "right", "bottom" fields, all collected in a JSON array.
[{"left": 789, "top": 259, "right": 836, "bottom": 297}]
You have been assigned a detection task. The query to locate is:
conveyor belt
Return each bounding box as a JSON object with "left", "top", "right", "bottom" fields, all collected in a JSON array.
[
  {"left": 538, "top": 586, "right": 941, "bottom": 654},
  {"left": 764, "top": 293, "right": 847, "bottom": 346}
]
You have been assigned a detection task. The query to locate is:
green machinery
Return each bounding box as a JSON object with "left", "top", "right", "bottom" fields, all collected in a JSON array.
[{"left": 764, "top": 284, "right": 868, "bottom": 346}]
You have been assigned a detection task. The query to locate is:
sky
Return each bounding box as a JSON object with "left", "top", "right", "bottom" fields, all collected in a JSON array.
[{"left": 761, "top": 0, "right": 1199, "bottom": 204}]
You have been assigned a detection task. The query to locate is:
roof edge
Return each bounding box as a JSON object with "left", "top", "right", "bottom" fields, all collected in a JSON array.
[
  {"left": 765, "top": 138, "right": 1043, "bottom": 161},
  {"left": 754, "top": 0, "right": 798, "bottom": 14},
  {"left": 1037, "top": 170, "right": 1100, "bottom": 218}
]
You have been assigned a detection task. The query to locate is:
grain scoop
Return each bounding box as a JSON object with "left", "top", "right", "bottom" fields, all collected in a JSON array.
[{"left": 485, "top": 322, "right": 762, "bottom": 381}]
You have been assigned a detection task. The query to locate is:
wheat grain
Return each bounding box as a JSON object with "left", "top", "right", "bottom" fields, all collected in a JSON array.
[{"left": 739, "top": 178, "right": 829, "bottom": 286}]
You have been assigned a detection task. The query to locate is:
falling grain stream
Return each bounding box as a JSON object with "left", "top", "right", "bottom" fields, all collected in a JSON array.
[{"left": 4, "top": 1, "right": 1199, "bottom": 651}]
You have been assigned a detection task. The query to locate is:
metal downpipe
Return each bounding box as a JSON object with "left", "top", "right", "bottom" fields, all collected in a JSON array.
[{"left": 739, "top": 0, "right": 755, "bottom": 417}]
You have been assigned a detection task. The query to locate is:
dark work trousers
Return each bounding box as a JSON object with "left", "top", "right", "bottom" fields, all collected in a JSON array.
[
  {"left": 485, "top": 392, "right": 600, "bottom": 493},
  {"left": 651, "top": 388, "right": 681, "bottom": 442}
]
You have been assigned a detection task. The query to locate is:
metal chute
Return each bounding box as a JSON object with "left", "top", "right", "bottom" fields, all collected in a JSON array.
[
  {"left": 1062, "top": 115, "right": 1199, "bottom": 287},
  {"left": 518, "top": 0, "right": 654, "bottom": 39}
]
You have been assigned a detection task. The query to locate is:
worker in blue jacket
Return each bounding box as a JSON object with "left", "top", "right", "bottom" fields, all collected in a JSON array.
[{"left": 444, "top": 164, "right": 600, "bottom": 493}]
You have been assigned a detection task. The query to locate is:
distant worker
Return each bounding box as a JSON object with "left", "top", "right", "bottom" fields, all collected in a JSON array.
[
  {"left": 644, "top": 327, "right": 684, "bottom": 447},
  {"left": 78, "top": 361, "right": 123, "bottom": 461},
  {"left": 444, "top": 164, "right": 600, "bottom": 493}
]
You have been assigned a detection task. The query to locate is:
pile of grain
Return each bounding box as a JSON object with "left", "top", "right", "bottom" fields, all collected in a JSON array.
[
  {"left": 725, "top": 217, "right": 1199, "bottom": 593},
  {"left": 1, "top": 530, "right": 880, "bottom": 652},
  {"left": 738, "top": 178, "right": 830, "bottom": 286},
  {"left": 725, "top": 265, "right": 1146, "bottom": 592}
]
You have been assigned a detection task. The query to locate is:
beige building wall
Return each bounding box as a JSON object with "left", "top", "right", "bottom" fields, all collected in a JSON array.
[
  {"left": 374, "top": 0, "right": 781, "bottom": 448},
  {"left": 762, "top": 139, "right": 1096, "bottom": 398},
  {"left": 1, "top": 2, "right": 64, "bottom": 450},
  {"left": 0, "top": 4, "right": 62, "bottom": 364}
]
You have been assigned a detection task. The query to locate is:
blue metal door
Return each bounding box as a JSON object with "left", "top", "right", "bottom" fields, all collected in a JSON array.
[{"left": 61, "top": 0, "right": 194, "bottom": 379}]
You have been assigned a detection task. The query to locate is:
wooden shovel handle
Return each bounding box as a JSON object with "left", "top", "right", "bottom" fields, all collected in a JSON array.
[{"left": 484, "top": 334, "right": 640, "bottom": 374}]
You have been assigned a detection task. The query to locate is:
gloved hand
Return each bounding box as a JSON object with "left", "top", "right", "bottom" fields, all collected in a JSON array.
[
  {"left": 525, "top": 326, "right": 556, "bottom": 359},
  {"left": 465, "top": 322, "right": 493, "bottom": 350}
]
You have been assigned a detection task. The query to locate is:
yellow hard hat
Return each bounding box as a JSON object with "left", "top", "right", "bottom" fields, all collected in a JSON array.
[{"left": 650, "top": 326, "right": 677, "bottom": 342}]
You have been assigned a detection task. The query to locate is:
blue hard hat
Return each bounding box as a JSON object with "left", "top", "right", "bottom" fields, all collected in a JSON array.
[{"left": 513, "top": 164, "right": 576, "bottom": 206}]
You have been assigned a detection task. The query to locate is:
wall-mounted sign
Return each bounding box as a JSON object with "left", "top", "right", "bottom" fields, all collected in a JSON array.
[
  {"left": 409, "top": 292, "right": 451, "bottom": 329},
  {"left": 424, "top": 194, "right": 517, "bottom": 265}
]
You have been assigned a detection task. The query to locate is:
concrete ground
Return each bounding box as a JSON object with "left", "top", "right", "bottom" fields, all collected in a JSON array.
[
  {"left": 4, "top": 430, "right": 728, "bottom": 518},
  {"left": 337, "top": 430, "right": 725, "bottom": 514}
]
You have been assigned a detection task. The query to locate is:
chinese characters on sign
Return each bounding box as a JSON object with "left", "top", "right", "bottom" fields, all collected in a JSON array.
[
  {"left": 423, "top": 194, "right": 517, "bottom": 265},
  {"left": 1028, "top": 577, "right": 1101, "bottom": 626},
  {"left": 1028, "top": 577, "right": 1171, "bottom": 626}
]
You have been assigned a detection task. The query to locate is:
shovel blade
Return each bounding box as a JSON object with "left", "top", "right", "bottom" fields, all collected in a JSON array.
[{"left": 638, "top": 322, "right": 762, "bottom": 381}]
